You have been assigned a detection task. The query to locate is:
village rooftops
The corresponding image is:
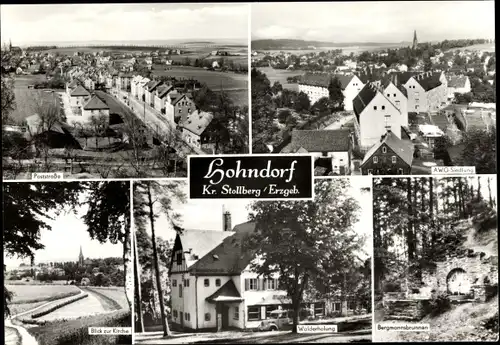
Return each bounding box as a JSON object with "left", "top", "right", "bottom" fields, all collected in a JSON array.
[
  {"left": 285, "top": 129, "right": 351, "bottom": 153},
  {"left": 411, "top": 71, "right": 443, "bottom": 91},
  {"left": 70, "top": 85, "right": 91, "bottom": 97},
  {"left": 362, "top": 131, "right": 414, "bottom": 166},
  {"left": 157, "top": 85, "right": 173, "bottom": 98},
  {"left": 447, "top": 75, "right": 469, "bottom": 88},
  {"left": 353, "top": 82, "right": 379, "bottom": 118},
  {"left": 83, "top": 95, "right": 109, "bottom": 110},
  {"left": 180, "top": 110, "right": 213, "bottom": 136}
]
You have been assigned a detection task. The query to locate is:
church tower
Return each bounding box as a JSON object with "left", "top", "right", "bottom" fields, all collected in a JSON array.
[
  {"left": 78, "top": 246, "right": 84, "bottom": 266},
  {"left": 412, "top": 30, "right": 418, "bottom": 50}
]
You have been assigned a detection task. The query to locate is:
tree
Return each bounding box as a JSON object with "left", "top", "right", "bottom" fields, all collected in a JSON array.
[
  {"left": 328, "top": 77, "right": 345, "bottom": 110},
  {"left": 246, "top": 180, "right": 362, "bottom": 332},
  {"left": 277, "top": 109, "right": 292, "bottom": 124},
  {"left": 82, "top": 181, "right": 132, "bottom": 310},
  {"left": 457, "top": 127, "right": 496, "bottom": 173},
  {"left": 88, "top": 112, "right": 108, "bottom": 150},
  {"left": 311, "top": 97, "right": 332, "bottom": 117},
  {"left": 294, "top": 91, "right": 310, "bottom": 113},
  {"left": 134, "top": 181, "right": 187, "bottom": 337},
  {"left": 271, "top": 81, "right": 283, "bottom": 95}
]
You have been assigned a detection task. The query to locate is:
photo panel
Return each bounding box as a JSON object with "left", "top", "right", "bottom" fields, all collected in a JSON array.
[
  {"left": 373, "top": 175, "right": 498, "bottom": 342},
  {"left": 3, "top": 181, "right": 133, "bottom": 344},
  {"left": 132, "top": 177, "right": 373, "bottom": 343},
  {"left": 250, "top": 1, "right": 495, "bottom": 177},
  {"left": 1, "top": 3, "right": 250, "bottom": 180}
]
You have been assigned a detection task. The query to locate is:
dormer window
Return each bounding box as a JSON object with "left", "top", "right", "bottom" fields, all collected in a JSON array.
[{"left": 382, "top": 147, "right": 387, "bottom": 154}]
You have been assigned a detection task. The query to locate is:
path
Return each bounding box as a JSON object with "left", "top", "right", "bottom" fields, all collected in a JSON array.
[
  {"left": 5, "top": 319, "right": 38, "bottom": 345},
  {"left": 324, "top": 114, "right": 355, "bottom": 130}
]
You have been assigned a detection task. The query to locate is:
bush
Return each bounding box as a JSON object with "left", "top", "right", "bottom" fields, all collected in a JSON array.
[
  {"left": 382, "top": 281, "right": 401, "bottom": 293},
  {"left": 28, "top": 309, "right": 132, "bottom": 345},
  {"left": 32, "top": 293, "right": 88, "bottom": 318},
  {"left": 428, "top": 292, "right": 451, "bottom": 316}
]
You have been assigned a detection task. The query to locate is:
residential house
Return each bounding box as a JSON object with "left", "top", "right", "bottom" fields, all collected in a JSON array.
[
  {"left": 144, "top": 80, "right": 162, "bottom": 107},
  {"left": 353, "top": 82, "right": 407, "bottom": 150},
  {"left": 282, "top": 129, "right": 352, "bottom": 175},
  {"left": 84, "top": 77, "right": 96, "bottom": 91},
  {"left": 379, "top": 76, "right": 409, "bottom": 127},
  {"left": 298, "top": 73, "right": 364, "bottom": 110},
  {"left": 178, "top": 110, "right": 214, "bottom": 149},
  {"left": 446, "top": 75, "right": 471, "bottom": 99},
  {"left": 166, "top": 93, "right": 196, "bottom": 124},
  {"left": 360, "top": 130, "right": 414, "bottom": 175},
  {"left": 81, "top": 95, "right": 110, "bottom": 124},
  {"left": 403, "top": 71, "right": 448, "bottom": 113},
  {"left": 131, "top": 75, "right": 144, "bottom": 98},
  {"left": 66, "top": 79, "right": 82, "bottom": 95},
  {"left": 25, "top": 114, "right": 82, "bottom": 150},
  {"left": 137, "top": 77, "right": 151, "bottom": 101},
  {"left": 169, "top": 210, "right": 326, "bottom": 331},
  {"left": 69, "top": 85, "right": 92, "bottom": 109},
  {"left": 153, "top": 84, "right": 175, "bottom": 122},
  {"left": 117, "top": 72, "right": 133, "bottom": 91}
]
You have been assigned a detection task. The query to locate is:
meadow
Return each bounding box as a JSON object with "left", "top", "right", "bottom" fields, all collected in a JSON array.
[
  {"left": 83, "top": 287, "right": 129, "bottom": 310},
  {"left": 257, "top": 66, "right": 305, "bottom": 91},
  {"left": 7, "top": 284, "right": 81, "bottom": 304},
  {"left": 450, "top": 43, "right": 495, "bottom": 52}
]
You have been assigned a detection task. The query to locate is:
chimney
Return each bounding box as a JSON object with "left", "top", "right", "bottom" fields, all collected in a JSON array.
[{"left": 222, "top": 205, "right": 232, "bottom": 232}]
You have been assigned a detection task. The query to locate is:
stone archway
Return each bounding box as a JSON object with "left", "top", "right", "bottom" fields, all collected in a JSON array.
[{"left": 446, "top": 268, "right": 471, "bottom": 295}]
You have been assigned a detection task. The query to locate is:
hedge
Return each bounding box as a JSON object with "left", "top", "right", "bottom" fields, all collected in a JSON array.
[
  {"left": 31, "top": 293, "right": 88, "bottom": 318},
  {"left": 28, "top": 309, "right": 132, "bottom": 345},
  {"left": 11, "top": 290, "right": 81, "bottom": 305}
]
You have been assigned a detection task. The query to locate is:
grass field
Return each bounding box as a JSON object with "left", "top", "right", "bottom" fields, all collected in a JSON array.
[
  {"left": 9, "top": 75, "right": 62, "bottom": 124},
  {"left": 450, "top": 43, "right": 495, "bottom": 52},
  {"left": 7, "top": 284, "right": 81, "bottom": 304},
  {"left": 257, "top": 67, "right": 304, "bottom": 91},
  {"left": 151, "top": 65, "right": 248, "bottom": 105}
]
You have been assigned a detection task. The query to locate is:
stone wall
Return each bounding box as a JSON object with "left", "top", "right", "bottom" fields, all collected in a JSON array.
[
  {"left": 382, "top": 299, "right": 430, "bottom": 321},
  {"left": 422, "top": 253, "right": 498, "bottom": 296}
]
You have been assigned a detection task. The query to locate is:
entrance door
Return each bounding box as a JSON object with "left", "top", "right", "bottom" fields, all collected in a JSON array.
[
  {"left": 180, "top": 312, "right": 184, "bottom": 329},
  {"left": 222, "top": 305, "right": 229, "bottom": 329}
]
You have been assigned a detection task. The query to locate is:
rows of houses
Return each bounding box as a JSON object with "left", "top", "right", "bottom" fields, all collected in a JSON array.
[
  {"left": 169, "top": 207, "right": 366, "bottom": 331},
  {"left": 288, "top": 68, "right": 473, "bottom": 175}
]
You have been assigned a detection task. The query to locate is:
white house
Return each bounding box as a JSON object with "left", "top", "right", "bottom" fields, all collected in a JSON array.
[
  {"left": 404, "top": 71, "right": 448, "bottom": 113},
  {"left": 81, "top": 95, "right": 110, "bottom": 124},
  {"left": 178, "top": 110, "right": 214, "bottom": 149},
  {"left": 298, "top": 73, "right": 364, "bottom": 110},
  {"left": 69, "top": 85, "right": 91, "bottom": 109},
  {"left": 446, "top": 75, "right": 471, "bottom": 100},
  {"left": 282, "top": 129, "right": 352, "bottom": 175},
  {"left": 379, "top": 77, "right": 409, "bottom": 127},
  {"left": 169, "top": 210, "right": 326, "bottom": 332},
  {"left": 353, "top": 82, "right": 406, "bottom": 150}
]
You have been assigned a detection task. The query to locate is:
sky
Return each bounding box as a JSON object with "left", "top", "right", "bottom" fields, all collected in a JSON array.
[
  {"left": 252, "top": 1, "right": 495, "bottom": 43},
  {"left": 4, "top": 191, "right": 123, "bottom": 269},
  {"left": 150, "top": 177, "right": 372, "bottom": 259},
  {"left": 0, "top": 3, "right": 249, "bottom": 46}
]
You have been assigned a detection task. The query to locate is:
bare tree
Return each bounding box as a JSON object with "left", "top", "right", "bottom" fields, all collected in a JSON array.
[
  {"left": 120, "top": 114, "right": 151, "bottom": 177},
  {"left": 88, "top": 111, "right": 108, "bottom": 150}
]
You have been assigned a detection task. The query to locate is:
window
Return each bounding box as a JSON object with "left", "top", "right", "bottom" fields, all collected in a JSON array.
[
  {"left": 185, "top": 313, "right": 190, "bottom": 321},
  {"left": 176, "top": 253, "right": 182, "bottom": 265},
  {"left": 348, "top": 300, "right": 356, "bottom": 310},
  {"left": 415, "top": 92, "right": 419, "bottom": 97},
  {"left": 393, "top": 93, "right": 396, "bottom": 97},
  {"left": 179, "top": 109, "right": 182, "bottom": 113},
  {"left": 373, "top": 106, "right": 377, "bottom": 110},
  {"left": 314, "top": 303, "right": 325, "bottom": 316},
  {"left": 179, "top": 285, "right": 182, "bottom": 297},
  {"left": 392, "top": 156, "right": 397, "bottom": 164},
  {"left": 172, "top": 279, "right": 177, "bottom": 287},
  {"left": 395, "top": 100, "right": 400, "bottom": 107},
  {"left": 265, "top": 305, "right": 279, "bottom": 319},
  {"left": 367, "top": 169, "right": 373, "bottom": 175},
  {"left": 387, "top": 93, "right": 390, "bottom": 97},
  {"left": 245, "top": 278, "right": 258, "bottom": 291},
  {"left": 234, "top": 307, "right": 239, "bottom": 320},
  {"left": 373, "top": 156, "right": 378, "bottom": 164},
  {"left": 216, "top": 279, "right": 221, "bottom": 287},
  {"left": 398, "top": 168, "right": 404, "bottom": 175},
  {"left": 333, "top": 302, "right": 341, "bottom": 311},
  {"left": 173, "top": 310, "right": 178, "bottom": 318},
  {"left": 382, "top": 105, "right": 385, "bottom": 110},
  {"left": 205, "top": 313, "right": 211, "bottom": 321},
  {"left": 204, "top": 279, "right": 209, "bottom": 287},
  {"left": 267, "top": 278, "right": 276, "bottom": 290},
  {"left": 184, "top": 279, "right": 189, "bottom": 287},
  {"left": 382, "top": 147, "right": 387, "bottom": 154},
  {"left": 247, "top": 306, "right": 260, "bottom": 321}
]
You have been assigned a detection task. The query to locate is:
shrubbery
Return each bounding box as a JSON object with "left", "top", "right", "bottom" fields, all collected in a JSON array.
[
  {"left": 31, "top": 293, "right": 88, "bottom": 318},
  {"left": 427, "top": 292, "right": 451, "bottom": 317}
]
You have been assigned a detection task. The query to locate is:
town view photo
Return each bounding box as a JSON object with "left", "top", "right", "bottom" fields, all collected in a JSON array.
[
  {"left": 1, "top": 3, "right": 249, "bottom": 180},
  {"left": 3, "top": 181, "right": 132, "bottom": 345},
  {"left": 251, "top": 1, "right": 496, "bottom": 176},
  {"left": 133, "top": 178, "right": 372, "bottom": 344}
]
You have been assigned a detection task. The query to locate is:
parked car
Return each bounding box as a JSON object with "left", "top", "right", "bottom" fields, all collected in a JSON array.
[{"left": 258, "top": 310, "right": 292, "bottom": 331}]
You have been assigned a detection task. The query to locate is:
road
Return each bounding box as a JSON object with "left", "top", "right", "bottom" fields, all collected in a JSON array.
[{"left": 324, "top": 114, "right": 355, "bottom": 130}]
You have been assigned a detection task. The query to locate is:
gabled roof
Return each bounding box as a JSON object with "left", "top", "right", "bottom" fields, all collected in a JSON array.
[
  {"left": 353, "top": 82, "right": 378, "bottom": 118},
  {"left": 172, "top": 94, "right": 190, "bottom": 106},
  {"left": 180, "top": 110, "right": 213, "bottom": 136},
  {"left": 361, "top": 131, "right": 414, "bottom": 166},
  {"left": 189, "top": 222, "right": 256, "bottom": 276},
  {"left": 380, "top": 77, "right": 408, "bottom": 98},
  {"left": 157, "top": 85, "right": 174, "bottom": 99},
  {"left": 25, "top": 113, "right": 66, "bottom": 134},
  {"left": 447, "top": 75, "right": 469, "bottom": 88},
  {"left": 206, "top": 280, "right": 243, "bottom": 303},
  {"left": 285, "top": 129, "right": 351, "bottom": 153},
  {"left": 70, "top": 85, "right": 91, "bottom": 97},
  {"left": 177, "top": 230, "right": 233, "bottom": 269},
  {"left": 299, "top": 72, "right": 354, "bottom": 89},
  {"left": 411, "top": 72, "right": 443, "bottom": 91},
  {"left": 83, "top": 95, "right": 109, "bottom": 110},
  {"left": 146, "top": 80, "right": 161, "bottom": 92}
]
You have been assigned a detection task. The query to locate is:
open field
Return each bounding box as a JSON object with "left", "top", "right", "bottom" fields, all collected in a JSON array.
[
  {"left": 151, "top": 65, "right": 248, "bottom": 105},
  {"left": 449, "top": 43, "right": 495, "bottom": 52},
  {"left": 257, "top": 67, "right": 305, "bottom": 91},
  {"left": 9, "top": 75, "right": 62, "bottom": 124},
  {"left": 7, "top": 284, "right": 81, "bottom": 304}
]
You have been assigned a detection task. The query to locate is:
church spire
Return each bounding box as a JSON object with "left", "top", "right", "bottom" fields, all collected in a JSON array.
[
  {"left": 79, "top": 246, "right": 84, "bottom": 266},
  {"left": 412, "top": 30, "right": 418, "bottom": 50}
]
